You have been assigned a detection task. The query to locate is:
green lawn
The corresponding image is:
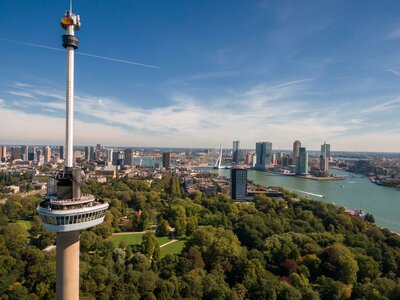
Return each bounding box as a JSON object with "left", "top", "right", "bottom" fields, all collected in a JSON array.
[
  {"left": 112, "top": 233, "right": 145, "bottom": 247},
  {"left": 16, "top": 220, "right": 32, "bottom": 231},
  {"left": 112, "top": 233, "right": 173, "bottom": 247},
  {"left": 156, "top": 236, "right": 172, "bottom": 245},
  {"left": 160, "top": 240, "right": 186, "bottom": 258}
]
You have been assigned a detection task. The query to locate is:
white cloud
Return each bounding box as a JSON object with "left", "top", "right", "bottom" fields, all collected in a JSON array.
[
  {"left": 2, "top": 80, "right": 400, "bottom": 152},
  {"left": 387, "top": 27, "right": 400, "bottom": 40},
  {"left": 386, "top": 68, "right": 400, "bottom": 76},
  {"left": 6, "top": 90, "right": 36, "bottom": 99},
  {"left": 361, "top": 98, "right": 400, "bottom": 114}
]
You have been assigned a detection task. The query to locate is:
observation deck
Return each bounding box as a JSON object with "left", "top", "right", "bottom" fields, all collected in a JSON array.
[{"left": 37, "top": 168, "right": 109, "bottom": 232}]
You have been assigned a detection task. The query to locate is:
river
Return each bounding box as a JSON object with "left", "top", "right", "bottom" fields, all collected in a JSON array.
[{"left": 197, "top": 168, "right": 400, "bottom": 232}]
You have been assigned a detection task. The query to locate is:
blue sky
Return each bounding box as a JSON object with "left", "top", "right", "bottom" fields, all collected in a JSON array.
[{"left": 1, "top": 0, "right": 400, "bottom": 151}]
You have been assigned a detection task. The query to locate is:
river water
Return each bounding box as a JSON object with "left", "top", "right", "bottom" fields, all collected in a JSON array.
[{"left": 199, "top": 168, "right": 400, "bottom": 232}]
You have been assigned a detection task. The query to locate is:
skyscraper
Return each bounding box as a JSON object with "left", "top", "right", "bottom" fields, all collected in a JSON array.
[
  {"left": 59, "top": 145, "right": 65, "bottom": 160},
  {"left": 37, "top": 6, "right": 108, "bottom": 300},
  {"left": 84, "top": 145, "right": 91, "bottom": 161},
  {"left": 95, "top": 144, "right": 102, "bottom": 160},
  {"left": 0, "top": 146, "right": 6, "bottom": 161},
  {"left": 320, "top": 142, "right": 330, "bottom": 175},
  {"left": 43, "top": 146, "right": 51, "bottom": 163},
  {"left": 232, "top": 141, "right": 240, "bottom": 164},
  {"left": 231, "top": 168, "right": 247, "bottom": 200},
  {"left": 112, "top": 151, "right": 124, "bottom": 167},
  {"left": 292, "top": 140, "right": 301, "bottom": 166},
  {"left": 297, "top": 147, "right": 308, "bottom": 175},
  {"left": 246, "top": 152, "right": 252, "bottom": 165},
  {"left": 21, "top": 145, "right": 28, "bottom": 160},
  {"left": 28, "top": 148, "right": 37, "bottom": 161},
  {"left": 106, "top": 148, "right": 114, "bottom": 163},
  {"left": 11, "top": 146, "right": 21, "bottom": 161},
  {"left": 255, "top": 142, "right": 272, "bottom": 170},
  {"left": 125, "top": 148, "right": 134, "bottom": 165},
  {"left": 272, "top": 153, "right": 277, "bottom": 165},
  {"left": 163, "top": 152, "right": 171, "bottom": 169}
]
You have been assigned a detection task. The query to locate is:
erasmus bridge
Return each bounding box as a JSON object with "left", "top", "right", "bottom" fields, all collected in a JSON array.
[{"left": 214, "top": 144, "right": 224, "bottom": 169}]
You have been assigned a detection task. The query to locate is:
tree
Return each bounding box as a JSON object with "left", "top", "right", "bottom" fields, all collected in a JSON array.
[
  {"left": 186, "top": 226, "right": 243, "bottom": 268},
  {"left": 170, "top": 205, "right": 187, "bottom": 236},
  {"left": 316, "top": 276, "right": 345, "bottom": 300},
  {"left": 3, "top": 223, "right": 28, "bottom": 256},
  {"left": 156, "top": 220, "right": 170, "bottom": 237},
  {"left": 141, "top": 232, "right": 160, "bottom": 261},
  {"left": 169, "top": 175, "right": 181, "bottom": 197},
  {"left": 321, "top": 244, "right": 359, "bottom": 284},
  {"left": 202, "top": 267, "right": 232, "bottom": 299},
  {"left": 355, "top": 254, "right": 380, "bottom": 281},
  {"left": 352, "top": 282, "right": 383, "bottom": 300},
  {"left": 6, "top": 283, "right": 29, "bottom": 300},
  {"left": 30, "top": 216, "right": 44, "bottom": 237},
  {"left": 364, "top": 213, "right": 375, "bottom": 223},
  {"left": 185, "top": 216, "right": 198, "bottom": 236}
]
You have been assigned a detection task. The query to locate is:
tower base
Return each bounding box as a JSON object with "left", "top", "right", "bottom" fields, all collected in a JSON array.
[{"left": 56, "top": 231, "right": 80, "bottom": 300}]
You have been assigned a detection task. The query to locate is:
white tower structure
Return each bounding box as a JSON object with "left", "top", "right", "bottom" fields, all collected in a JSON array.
[
  {"left": 37, "top": 3, "right": 108, "bottom": 299},
  {"left": 214, "top": 145, "right": 223, "bottom": 169}
]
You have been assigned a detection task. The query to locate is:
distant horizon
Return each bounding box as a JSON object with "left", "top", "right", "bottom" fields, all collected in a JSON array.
[{"left": 1, "top": 143, "right": 399, "bottom": 155}]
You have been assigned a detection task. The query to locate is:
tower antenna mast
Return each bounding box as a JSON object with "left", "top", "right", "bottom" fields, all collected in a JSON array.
[{"left": 38, "top": 2, "right": 108, "bottom": 299}]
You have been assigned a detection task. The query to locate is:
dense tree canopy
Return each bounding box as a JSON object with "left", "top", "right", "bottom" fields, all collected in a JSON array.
[{"left": 0, "top": 174, "right": 400, "bottom": 299}]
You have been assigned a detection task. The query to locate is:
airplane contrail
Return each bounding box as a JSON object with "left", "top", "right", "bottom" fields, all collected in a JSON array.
[{"left": 0, "top": 38, "right": 159, "bottom": 69}]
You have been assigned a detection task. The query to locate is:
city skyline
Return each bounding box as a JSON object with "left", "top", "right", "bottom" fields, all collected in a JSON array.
[{"left": 1, "top": 1, "right": 400, "bottom": 151}]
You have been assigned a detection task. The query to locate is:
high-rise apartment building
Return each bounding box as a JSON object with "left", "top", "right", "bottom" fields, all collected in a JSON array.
[
  {"left": 11, "top": 146, "right": 21, "bottom": 161},
  {"left": 95, "top": 144, "right": 102, "bottom": 160},
  {"left": 106, "top": 148, "right": 114, "bottom": 163},
  {"left": 163, "top": 152, "right": 171, "bottom": 169},
  {"left": 0, "top": 146, "right": 6, "bottom": 161},
  {"left": 293, "top": 140, "right": 301, "bottom": 166},
  {"left": 43, "top": 146, "right": 51, "bottom": 163},
  {"left": 255, "top": 142, "right": 272, "bottom": 170},
  {"left": 28, "top": 146, "right": 37, "bottom": 161},
  {"left": 232, "top": 141, "right": 240, "bottom": 164},
  {"left": 85, "top": 146, "right": 91, "bottom": 161},
  {"left": 297, "top": 147, "right": 308, "bottom": 175},
  {"left": 320, "top": 142, "right": 330, "bottom": 174},
  {"left": 112, "top": 150, "right": 124, "bottom": 166},
  {"left": 125, "top": 148, "right": 134, "bottom": 165},
  {"left": 231, "top": 168, "right": 248, "bottom": 200},
  {"left": 251, "top": 153, "right": 257, "bottom": 167},
  {"left": 21, "top": 145, "right": 28, "bottom": 160},
  {"left": 59, "top": 145, "right": 65, "bottom": 160},
  {"left": 246, "top": 152, "right": 252, "bottom": 165},
  {"left": 272, "top": 153, "right": 277, "bottom": 165}
]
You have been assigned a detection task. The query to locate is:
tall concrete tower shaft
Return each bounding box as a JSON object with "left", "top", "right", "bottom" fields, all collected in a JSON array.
[
  {"left": 38, "top": 5, "right": 108, "bottom": 300},
  {"left": 62, "top": 10, "right": 80, "bottom": 168},
  {"left": 65, "top": 26, "right": 74, "bottom": 168}
]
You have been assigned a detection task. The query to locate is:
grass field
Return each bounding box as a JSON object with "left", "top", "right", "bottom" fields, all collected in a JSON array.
[
  {"left": 112, "top": 233, "right": 173, "bottom": 247},
  {"left": 16, "top": 220, "right": 32, "bottom": 231},
  {"left": 160, "top": 240, "right": 186, "bottom": 257}
]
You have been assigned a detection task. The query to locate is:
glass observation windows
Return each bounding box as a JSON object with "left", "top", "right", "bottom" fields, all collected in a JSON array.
[{"left": 39, "top": 207, "right": 107, "bottom": 227}]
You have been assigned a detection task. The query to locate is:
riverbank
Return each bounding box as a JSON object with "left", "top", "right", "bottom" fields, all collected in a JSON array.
[
  {"left": 296, "top": 175, "right": 346, "bottom": 181},
  {"left": 262, "top": 170, "right": 345, "bottom": 181},
  {"left": 205, "top": 167, "right": 400, "bottom": 232}
]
